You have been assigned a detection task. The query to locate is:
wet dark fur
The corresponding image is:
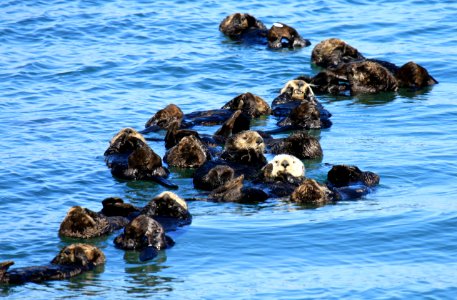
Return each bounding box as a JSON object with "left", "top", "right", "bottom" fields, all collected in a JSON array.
[
  {"left": 164, "top": 135, "right": 209, "bottom": 168},
  {"left": 327, "top": 165, "right": 380, "bottom": 188},
  {"left": 193, "top": 164, "right": 235, "bottom": 191},
  {"left": 219, "top": 13, "right": 267, "bottom": 40},
  {"left": 141, "top": 192, "right": 192, "bottom": 228},
  {"left": 143, "top": 104, "right": 184, "bottom": 133},
  {"left": 100, "top": 197, "right": 140, "bottom": 218},
  {"left": 114, "top": 215, "right": 173, "bottom": 251},
  {"left": 208, "top": 175, "right": 268, "bottom": 203},
  {"left": 0, "top": 244, "right": 105, "bottom": 285},
  {"left": 59, "top": 206, "right": 128, "bottom": 239},
  {"left": 267, "top": 131, "right": 323, "bottom": 159},
  {"left": 395, "top": 61, "right": 438, "bottom": 88},
  {"left": 311, "top": 38, "right": 365, "bottom": 68},
  {"left": 290, "top": 179, "right": 336, "bottom": 206},
  {"left": 221, "top": 92, "right": 271, "bottom": 118}
]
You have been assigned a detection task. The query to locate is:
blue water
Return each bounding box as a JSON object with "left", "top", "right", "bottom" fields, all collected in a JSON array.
[{"left": 1, "top": 0, "right": 457, "bottom": 298}]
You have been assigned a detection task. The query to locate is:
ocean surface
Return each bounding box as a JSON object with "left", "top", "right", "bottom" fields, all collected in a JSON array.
[{"left": 1, "top": 0, "right": 457, "bottom": 298}]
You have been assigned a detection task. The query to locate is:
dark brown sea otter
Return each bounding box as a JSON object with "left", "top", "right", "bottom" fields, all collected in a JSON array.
[
  {"left": 290, "top": 178, "right": 336, "bottom": 207},
  {"left": 114, "top": 215, "right": 174, "bottom": 261},
  {"left": 327, "top": 164, "right": 380, "bottom": 200},
  {"left": 59, "top": 206, "right": 129, "bottom": 239},
  {"left": 267, "top": 23, "right": 311, "bottom": 49},
  {"left": 267, "top": 131, "right": 323, "bottom": 160},
  {"left": 311, "top": 38, "right": 365, "bottom": 68},
  {"left": 0, "top": 244, "right": 105, "bottom": 285},
  {"left": 104, "top": 128, "right": 177, "bottom": 188},
  {"left": 219, "top": 13, "right": 267, "bottom": 40},
  {"left": 143, "top": 104, "right": 184, "bottom": 133}
]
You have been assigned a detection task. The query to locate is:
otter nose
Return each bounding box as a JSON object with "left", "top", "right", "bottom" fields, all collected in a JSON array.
[{"left": 281, "top": 160, "right": 289, "bottom": 168}]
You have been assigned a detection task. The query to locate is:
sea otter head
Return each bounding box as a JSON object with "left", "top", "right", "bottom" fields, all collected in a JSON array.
[
  {"left": 395, "top": 61, "right": 438, "bottom": 89},
  {"left": 267, "top": 23, "right": 310, "bottom": 49},
  {"left": 280, "top": 80, "right": 315, "bottom": 101},
  {"left": 51, "top": 243, "right": 106, "bottom": 267},
  {"left": 164, "top": 135, "right": 208, "bottom": 168},
  {"left": 104, "top": 127, "right": 148, "bottom": 156},
  {"left": 59, "top": 206, "right": 110, "bottom": 239},
  {"left": 221, "top": 92, "right": 271, "bottom": 117},
  {"left": 219, "top": 13, "right": 266, "bottom": 38},
  {"left": 224, "top": 130, "right": 265, "bottom": 153},
  {"left": 142, "top": 191, "right": 191, "bottom": 223},
  {"left": 144, "top": 104, "right": 184, "bottom": 130},
  {"left": 311, "top": 38, "right": 365, "bottom": 68},
  {"left": 290, "top": 179, "right": 334, "bottom": 206},
  {"left": 114, "top": 215, "right": 168, "bottom": 250},
  {"left": 264, "top": 154, "right": 305, "bottom": 179}
]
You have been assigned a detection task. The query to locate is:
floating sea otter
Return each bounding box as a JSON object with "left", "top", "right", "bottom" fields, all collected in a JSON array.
[
  {"left": 219, "top": 13, "right": 310, "bottom": 49},
  {"left": 114, "top": 215, "right": 174, "bottom": 261},
  {"left": 141, "top": 191, "right": 192, "bottom": 230},
  {"left": 104, "top": 128, "right": 177, "bottom": 188},
  {"left": 290, "top": 178, "right": 336, "bottom": 207},
  {"left": 59, "top": 206, "right": 129, "bottom": 239},
  {"left": 0, "top": 244, "right": 105, "bottom": 285},
  {"left": 308, "top": 38, "right": 437, "bottom": 94},
  {"left": 327, "top": 164, "right": 380, "bottom": 200},
  {"left": 142, "top": 93, "right": 270, "bottom": 134},
  {"left": 256, "top": 154, "right": 306, "bottom": 197},
  {"left": 208, "top": 174, "right": 269, "bottom": 203},
  {"left": 267, "top": 131, "right": 323, "bottom": 160}
]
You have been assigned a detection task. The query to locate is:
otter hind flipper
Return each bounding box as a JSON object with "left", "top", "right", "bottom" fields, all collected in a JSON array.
[{"left": 149, "top": 175, "right": 179, "bottom": 189}]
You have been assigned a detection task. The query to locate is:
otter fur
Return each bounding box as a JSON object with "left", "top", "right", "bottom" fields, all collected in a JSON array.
[
  {"left": 59, "top": 206, "right": 128, "bottom": 239},
  {"left": 104, "top": 128, "right": 176, "bottom": 188},
  {"left": 100, "top": 197, "right": 140, "bottom": 218},
  {"left": 219, "top": 13, "right": 267, "bottom": 40},
  {"left": 290, "top": 179, "right": 336, "bottom": 206},
  {"left": 141, "top": 191, "right": 192, "bottom": 229},
  {"left": 311, "top": 38, "right": 365, "bottom": 68},
  {"left": 327, "top": 165, "right": 380, "bottom": 188},
  {"left": 193, "top": 164, "right": 235, "bottom": 191},
  {"left": 0, "top": 244, "right": 105, "bottom": 285},
  {"left": 114, "top": 215, "right": 174, "bottom": 261},
  {"left": 208, "top": 175, "right": 268, "bottom": 203},
  {"left": 164, "top": 135, "right": 209, "bottom": 168},
  {"left": 268, "top": 131, "right": 323, "bottom": 160},
  {"left": 267, "top": 22, "right": 311, "bottom": 49},
  {"left": 221, "top": 92, "right": 271, "bottom": 118},
  {"left": 395, "top": 61, "right": 438, "bottom": 89},
  {"left": 143, "top": 104, "right": 184, "bottom": 133},
  {"left": 220, "top": 130, "right": 267, "bottom": 167}
]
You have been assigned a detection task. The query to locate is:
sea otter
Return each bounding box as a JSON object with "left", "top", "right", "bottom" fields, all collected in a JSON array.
[
  {"left": 267, "top": 131, "right": 323, "bottom": 160},
  {"left": 208, "top": 174, "right": 269, "bottom": 203},
  {"left": 141, "top": 191, "right": 192, "bottom": 230},
  {"left": 164, "top": 135, "right": 209, "bottom": 168},
  {"left": 270, "top": 80, "right": 332, "bottom": 131},
  {"left": 114, "top": 214, "right": 174, "bottom": 261},
  {"left": 255, "top": 154, "right": 306, "bottom": 197},
  {"left": 220, "top": 13, "right": 310, "bottom": 49},
  {"left": 221, "top": 92, "right": 271, "bottom": 118},
  {"left": 267, "top": 23, "right": 311, "bottom": 49},
  {"left": 219, "top": 13, "right": 267, "bottom": 40},
  {"left": 220, "top": 130, "right": 267, "bottom": 167},
  {"left": 326, "top": 164, "right": 380, "bottom": 200},
  {"left": 142, "top": 104, "right": 184, "bottom": 133},
  {"left": 395, "top": 61, "right": 438, "bottom": 89},
  {"left": 59, "top": 206, "right": 129, "bottom": 239},
  {"left": 0, "top": 244, "right": 105, "bottom": 285},
  {"left": 193, "top": 164, "right": 235, "bottom": 191},
  {"left": 100, "top": 197, "right": 140, "bottom": 218},
  {"left": 311, "top": 38, "right": 365, "bottom": 68},
  {"left": 104, "top": 128, "right": 177, "bottom": 188},
  {"left": 290, "top": 178, "right": 336, "bottom": 207}
]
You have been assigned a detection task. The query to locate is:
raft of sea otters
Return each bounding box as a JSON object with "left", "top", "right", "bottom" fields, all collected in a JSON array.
[{"left": 1, "top": 13, "right": 437, "bottom": 285}]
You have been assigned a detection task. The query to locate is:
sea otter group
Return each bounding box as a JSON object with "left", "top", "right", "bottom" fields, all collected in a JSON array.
[{"left": 1, "top": 12, "right": 437, "bottom": 285}]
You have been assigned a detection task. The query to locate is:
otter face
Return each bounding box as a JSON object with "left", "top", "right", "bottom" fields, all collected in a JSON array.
[
  {"left": 267, "top": 23, "right": 310, "bottom": 49},
  {"left": 153, "top": 191, "right": 188, "bottom": 211},
  {"left": 221, "top": 92, "right": 271, "bottom": 117},
  {"left": 311, "top": 38, "right": 364, "bottom": 68},
  {"left": 51, "top": 244, "right": 106, "bottom": 267},
  {"left": 268, "top": 154, "right": 305, "bottom": 178},
  {"left": 280, "top": 80, "right": 315, "bottom": 100},
  {"left": 327, "top": 164, "right": 379, "bottom": 187},
  {"left": 144, "top": 104, "right": 184, "bottom": 129},
  {"left": 290, "top": 179, "right": 332, "bottom": 206},
  {"left": 225, "top": 130, "right": 265, "bottom": 153},
  {"left": 219, "top": 13, "right": 266, "bottom": 38},
  {"left": 395, "top": 61, "right": 438, "bottom": 89},
  {"left": 59, "top": 206, "right": 110, "bottom": 239},
  {"left": 288, "top": 101, "right": 322, "bottom": 129},
  {"left": 105, "top": 128, "right": 148, "bottom": 155}
]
